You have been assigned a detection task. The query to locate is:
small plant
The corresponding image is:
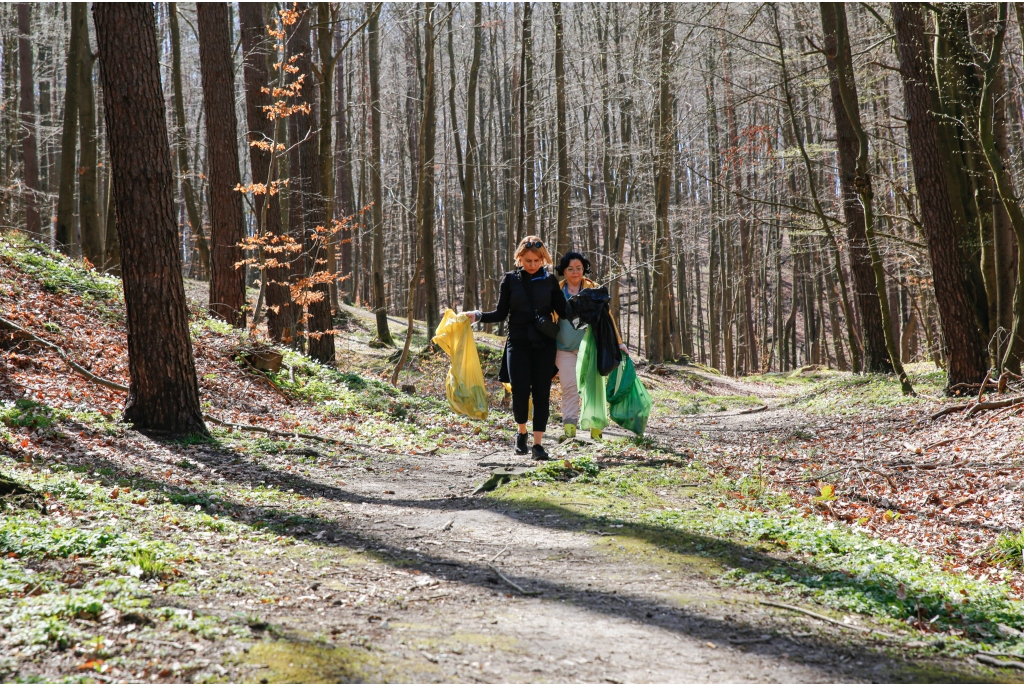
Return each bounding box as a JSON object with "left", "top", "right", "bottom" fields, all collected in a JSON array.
[
  {"left": 987, "top": 531, "right": 1024, "bottom": 569},
  {"left": 0, "top": 399, "right": 62, "bottom": 430},
  {"left": 813, "top": 483, "right": 837, "bottom": 503},
  {"left": 127, "top": 548, "right": 167, "bottom": 580}
]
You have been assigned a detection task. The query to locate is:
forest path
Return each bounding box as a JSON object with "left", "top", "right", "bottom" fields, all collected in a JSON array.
[{"left": 207, "top": 386, "right": 980, "bottom": 684}]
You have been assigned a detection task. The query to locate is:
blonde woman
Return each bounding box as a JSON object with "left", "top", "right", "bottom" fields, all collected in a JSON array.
[
  {"left": 554, "top": 251, "right": 627, "bottom": 441},
  {"left": 467, "top": 236, "right": 566, "bottom": 460}
]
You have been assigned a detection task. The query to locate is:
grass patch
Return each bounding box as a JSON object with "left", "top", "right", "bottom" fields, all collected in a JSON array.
[{"left": 491, "top": 463, "right": 1024, "bottom": 652}]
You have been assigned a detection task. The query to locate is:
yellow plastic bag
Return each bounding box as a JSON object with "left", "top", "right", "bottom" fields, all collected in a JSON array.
[{"left": 432, "top": 309, "right": 488, "bottom": 420}]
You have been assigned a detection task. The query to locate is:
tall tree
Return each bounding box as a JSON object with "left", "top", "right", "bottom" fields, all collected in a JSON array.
[
  {"left": 892, "top": 2, "right": 988, "bottom": 391},
  {"left": 92, "top": 2, "right": 207, "bottom": 436},
  {"left": 649, "top": 3, "right": 675, "bottom": 363},
  {"left": 819, "top": 3, "right": 886, "bottom": 374},
  {"left": 552, "top": 1, "right": 570, "bottom": 260},
  {"left": 976, "top": 3, "right": 1024, "bottom": 372},
  {"left": 239, "top": 2, "right": 289, "bottom": 342},
  {"left": 821, "top": 3, "right": 913, "bottom": 394},
  {"left": 77, "top": 9, "right": 101, "bottom": 267},
  {"left": 418, "top": 2, "right": 440, "bottom": 336},
  {"left": 368, "top": 4, "right": 393, "bottom": 344},
  {"left": 55, "top": 3, "right": 84, "bottom": 254},
  {"left": 169, "top": 3, "right": 209, "bottom": 278},
  {"left": 291, "top": 3, "right": 335, "bottom": 363},
  {"left": 198, "top": 3, "right": 247, "bottom": 328},
  {"left": 17, "top": 3, "right": 41, "bottom": 241}
]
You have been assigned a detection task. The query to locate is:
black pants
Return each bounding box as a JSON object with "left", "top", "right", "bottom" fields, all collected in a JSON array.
[{"left": 506, "top": 340, "right": 557, "bottom": 433}]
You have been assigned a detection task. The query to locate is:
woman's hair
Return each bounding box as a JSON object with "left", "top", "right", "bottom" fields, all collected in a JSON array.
[
  {"left": 555, "top": 251, "right": 592, "bottom": 277},
  {"left": 513, "top": 235, "right": 552, "bottom": 267}
]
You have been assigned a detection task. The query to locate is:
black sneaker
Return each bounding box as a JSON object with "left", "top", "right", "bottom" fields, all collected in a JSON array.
[
  {"left": 514, "top": 432, "right": 529, "bottom": 455},
  {"left": 532, "top": 444, "right": 550, "bottom": 461}
]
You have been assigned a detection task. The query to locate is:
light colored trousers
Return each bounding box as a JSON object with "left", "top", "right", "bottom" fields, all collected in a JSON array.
[{"left": 555, "top": 349, "right": 580, "bottom": 425}]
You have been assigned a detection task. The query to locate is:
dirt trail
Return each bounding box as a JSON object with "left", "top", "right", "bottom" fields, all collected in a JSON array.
[{"left": 172, "top": 395, "right": 981, "bottom": 684}]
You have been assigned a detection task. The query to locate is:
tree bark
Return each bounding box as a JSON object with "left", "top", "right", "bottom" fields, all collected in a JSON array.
[
  {"left": 822, "top": 2, "right": 913, "bottom": 394},
  {"left": 892, "top": 2, "right": 989, "bottom": 391},
  {"left": 976, "top": 3, "right": 1024, "bottom": 373},
  {"left": 291, "top": 3, "right": 335, "bottom": 363},
  {"left": 650, "top": 4, "right": 674, "bottom": 364},
  {"left": 239, "top": 2, "right": 289, "bottom": 342},
  {"left": 77, "top": 12, "right": 101, "bottom": 268},
  {"left": 169, "top": 3, "right": 209, "bottom": 279},
  {"left": 368, "top": 5, "right": 393, "bottom": 344},
  {"left": 17, "top": 4, "right": 41, "bottom": 241},
  {"left": 92, "top": 2, "right": 206, "bottom": 436},
  {"left": 417, "top": 2, "right": 440, "bottom": 336},
  {"left": 819, "top": 3, "right": 888, "bottom": 374},
  {"left": 55, "top": 3, "right": 84, "bottom": 254},
  {"left": 553, "top": 1, "right": 570, "bottom": 260},
  {"left": 198, "top": 3, "right": 247, "bottom": 328}
]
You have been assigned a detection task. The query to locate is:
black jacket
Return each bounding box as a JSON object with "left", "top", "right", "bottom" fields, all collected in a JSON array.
[{"left": 480, "top": 268, "right": 567, "bottom": 346}]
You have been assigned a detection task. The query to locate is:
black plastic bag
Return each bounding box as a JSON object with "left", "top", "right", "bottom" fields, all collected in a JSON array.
[
  {"left": 595, "top": 312, "right": 622, "bottom": 376},
  {"left": 567, "top": 287, "right": 611, "bottom": 328}
]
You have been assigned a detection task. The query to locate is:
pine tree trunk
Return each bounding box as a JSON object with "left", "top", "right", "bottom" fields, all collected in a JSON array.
[
  {"left": 892, "top": 1, "right": 988, "bottom": 391},
  {"left": 93, "top": 2, "right": 206, "bottom": 436},
  {"left": 55, "top": 3, "right": 83, "bottom": 254},
  {"left": 198, "top": 3, "right": 247, "bottom": 328},
  {"left": 17, "top": 4, "right": 41, "bottom": 241}
]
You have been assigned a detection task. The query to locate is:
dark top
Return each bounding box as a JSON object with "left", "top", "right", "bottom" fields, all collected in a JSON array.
[{"left": 480, "top": 268, "right": 567, "bottom": 346}]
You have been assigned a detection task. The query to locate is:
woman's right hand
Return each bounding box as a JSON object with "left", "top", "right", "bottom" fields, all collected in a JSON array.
[{"left": 465, "top": 310, "right": 480, "bottom": 323}]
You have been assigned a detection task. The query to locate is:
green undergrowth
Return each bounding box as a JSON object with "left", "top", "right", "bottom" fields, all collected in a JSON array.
[
  {"left": 0, "top": 234, "right": 122, "bottom": 318},
  {"left": 751, "top": 365, "right": 948, "bottom": 414},
  {"left": 652, "top": 387, "right": 762, "bottom": 415},
  {"left": 489, "top": 461, "right": 1024, "bottom": 655}
]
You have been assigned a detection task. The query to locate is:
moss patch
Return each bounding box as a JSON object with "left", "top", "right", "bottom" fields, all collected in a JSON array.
[{"left": 242, "top": 640, "right": 374, "bottom": 683}]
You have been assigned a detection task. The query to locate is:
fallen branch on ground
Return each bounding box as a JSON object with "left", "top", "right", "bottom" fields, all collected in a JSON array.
[
  {"left": 976, "top": 654, "right": 1024, "bottom": 671},
  {"left": 487, "top": 563, "right": 542, "bottom": 596},
  {"left": 739, "top": 405, "right": 769, "bottom": 415},
  {"left": 758, "top": 600, "right": 897, "bottom": 638},
  {"left": 965, "top": 396, "right": 1024, "bottom": 419},
  {"left": 203, "top": 414, "right": 380, "bottom": 452},
  {"left": 0, "top": 314, "right": 129, "bottom": 392},
  {"left": 931, "top": 404, "right": 971, "bottom": 420}
]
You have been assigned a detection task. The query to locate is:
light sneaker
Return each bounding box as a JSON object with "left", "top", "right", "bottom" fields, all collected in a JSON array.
[{"left": 563, "top": 423, "right": 577, "bottom": 440}]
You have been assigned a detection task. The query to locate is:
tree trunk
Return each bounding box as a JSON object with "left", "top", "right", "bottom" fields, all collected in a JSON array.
[
  {"left": 198, "top": 3, "right": 247, "bottom": 328},
  {"left": 55, "top": 3, "right": 83, "bottom": 254},
  {"left": 239, "top": 2, "right": 289, "bottom": 342},
  {"left": 368, "top": 5, "right": 393, "bottom": 344},
  {"left": 892, "top": 2, "right": 989, "bottom": 391},
  {"left": 457, "top": 3, "right": 481, "bottom": 311},
  {"left": 821, "top": 2, "right": 913, "bottom": 394},
  {"left": 291, "top": 3, "right": 335, "bottom": 363},
  {"left": 819, "top": 3, "right": 887, "bottom": 374},
  {"left": 169, "top": 3, "right": 209, "bottom": 278},
  {"left": 976, "top": 4, "right": 1024, "bottom": 374},
  {"left": 17, "top": 4, "right": 41, "bottom": 241},
  {"left": 649, "top": 4, "right": 674, "bottom": 364},
  {"left": 77, "top": 18, "right": 101, "bottom": 267},
  {"left": 553, "top": 1, "right": 570, "bottom": 260},
  {"left": 418, "top": 2, "right": 440, "bottom": 336},
  {"left": 93, "top": 2, "right": 206, "bottom": 436}
]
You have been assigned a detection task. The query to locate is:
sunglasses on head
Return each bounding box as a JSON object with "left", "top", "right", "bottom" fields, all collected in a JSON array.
[{"left": 522, "top": 240, "right": 544, "bottom": 249}]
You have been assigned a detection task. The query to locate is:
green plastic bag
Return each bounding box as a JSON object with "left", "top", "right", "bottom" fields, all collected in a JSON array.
[
  {"left": 576, "top": 328, "right": 608, "bottom": 431},
  {"left": 609, "top": 366, "right": 652, "bottom": 436},
  {"left": 606, "top": 354, "right": 638, "bottom": 405},
  {"left": 432, "top": 309, "right": 488, "bottom": 420}
]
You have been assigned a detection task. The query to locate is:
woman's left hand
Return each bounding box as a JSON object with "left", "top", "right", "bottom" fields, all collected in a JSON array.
[{"left": 619, "top": 343, "right": 628, "bottom": 353}]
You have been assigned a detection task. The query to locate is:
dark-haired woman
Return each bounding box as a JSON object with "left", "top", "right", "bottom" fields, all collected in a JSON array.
[
  {"left": 467, "top": 236, "right": 566, "bottom": 460},
  {"left": 554, "top": 251, "right": 626, "bottom": 442}
]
